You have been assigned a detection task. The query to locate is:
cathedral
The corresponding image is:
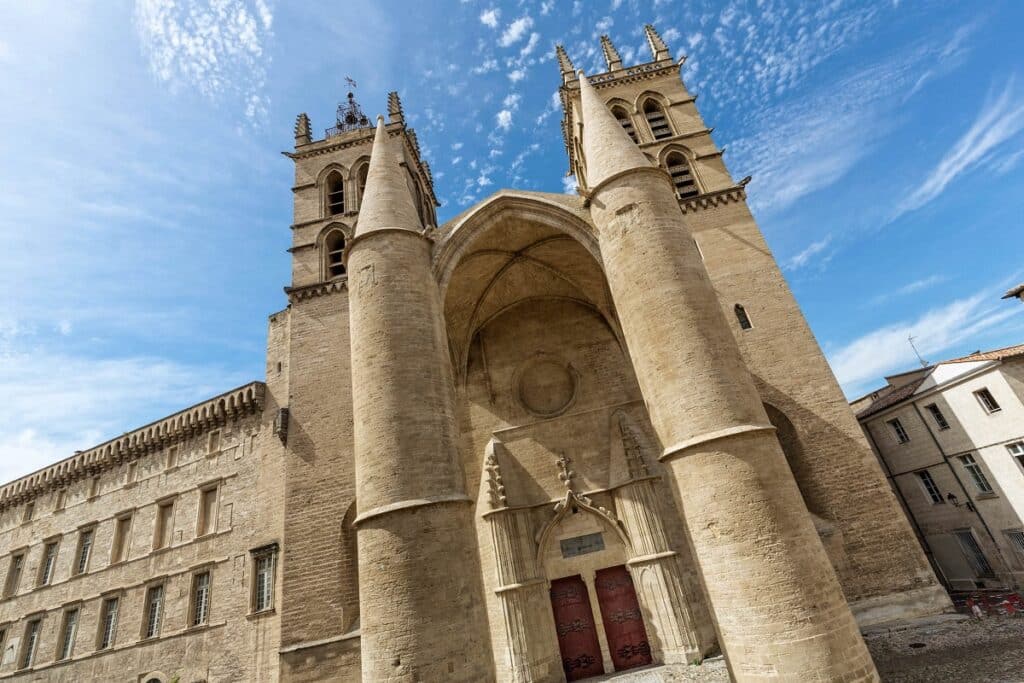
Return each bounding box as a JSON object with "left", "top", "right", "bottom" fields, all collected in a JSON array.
[{"left": 0, "top": 26, "right": 953, "bottom": 683}]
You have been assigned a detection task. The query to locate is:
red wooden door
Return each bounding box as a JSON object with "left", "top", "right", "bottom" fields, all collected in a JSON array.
[
  {"left": 550, "top": 575, "right": 605, "bottom": 681},
  {"left": 595, "top": 565, "right": 652, "bottom": 671}
]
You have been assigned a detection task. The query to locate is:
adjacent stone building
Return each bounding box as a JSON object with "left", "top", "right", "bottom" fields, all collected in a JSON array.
[
  {"left": 852, "top": 344, "right": 1024, "bottom": 593},
  {"left": 0, "top": 28, "right": 952, "bottom": 682}
]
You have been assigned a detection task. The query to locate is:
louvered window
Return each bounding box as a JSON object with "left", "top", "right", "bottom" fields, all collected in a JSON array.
[
  {"left": 643, "top": 100, "right": 672, "bottom": 140},
  {"left": 325, "top": 171, "right": 345, "bottom": 216},
  {"left": 665, "top": 153, "right": 699, "bottom": 199},
  {"left": 325, "top": 231, "right": 346, "bottom": 279},
  {"left": 611, "top": 106, "right": 638, "bottom": 143}
]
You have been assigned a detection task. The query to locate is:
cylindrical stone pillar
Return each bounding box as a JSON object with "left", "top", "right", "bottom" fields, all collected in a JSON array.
[
  {"left": 590, "top": 167, "right": 878, "bottom": 681},
  {"left": 348, "top": 228, "right": 492, "bottom": 682}
]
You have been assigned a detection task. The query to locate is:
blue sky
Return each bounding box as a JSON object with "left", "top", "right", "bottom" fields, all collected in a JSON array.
[{"left": 1, "top": 0, "right": 1022, "bottom": 483}]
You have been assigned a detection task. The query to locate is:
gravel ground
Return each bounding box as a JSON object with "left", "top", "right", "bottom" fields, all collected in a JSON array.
[{"left": 587, "top": 614, "right": 1024, "bottom": 681}]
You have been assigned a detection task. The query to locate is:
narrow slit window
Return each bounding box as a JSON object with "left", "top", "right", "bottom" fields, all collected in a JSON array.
[
  {"left": 734, "top": 304, "right": 753, "bottom": 330},
  {"left": 325, "top": 171, "right": 345, "bottom": 216},
  {"left": 197, "top": 486, "right": 219, "bottom": 537},
  {"left": 665, "top": 152, "right": 699, "bottom": 199},
  {"left": 111, "top": 515, "right": 132, "bottom": 563},
  {"left": 324, "top": 232, "right": 346, "bottom": 279},
  {"left": 611, "top": 106, "right": 638, "bottom": 143},
  {"left": 643, "top": 99, "right": 672, "bottom": 140},
  {"left": 154, "top": 501, "right": 175, "bottom": 550}
]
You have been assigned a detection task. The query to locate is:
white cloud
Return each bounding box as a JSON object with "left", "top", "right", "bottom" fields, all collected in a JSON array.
[
  {"left": 508, "top": 68, "right": 526, "bottom": 82},
  {"left": 472, "top": 58, "right": 499, "bottom": 75},
  {"left": 785, "top": 236, "right": 832, "bottom": 271},
  {"left": 894, "top": 78, "right": 1024, "bottom": 220},
  {"left": 520, "top": 32, "right": 541, "bottom": 57},
  {"left": 869, "top": 275, "right": 947, "bottom": 306},
  {"left": 480, "top": 8, "right": 500, "bottom": 28},
  {"left": 451, "top": 142, "right": 463, "bottom": 151},
  {"left": 828, "top": 289, "right": 1022, "bottom": 396},
  {"left": 540, "top": 1, "right": 554, "bottom": 16},
  {"left": 497, "top": 109, "right": 513, "bottom": 130},
  {"left": 562, "top": 175, "right": 577, "bottom": 194},
  {"left": 503, "top": 92, "right": 521, "bottom": 109},
  {"left": 133, "top": 0, "right": 274, "bottom": 123},
  {"left": 500, "top": 16, "right": 534, "bottom": 47},
  {"left": 662, "top": 27, "right": 681, "bottom": 43},
  {"left": 687, "top": 32, "right": 704, "bottom": 49},
  {"left": 595, "top": 16, "right": 613, "bottom": 33}
]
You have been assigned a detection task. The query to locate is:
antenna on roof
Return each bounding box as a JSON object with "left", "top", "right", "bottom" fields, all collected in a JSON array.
[{"left": 908, "top": 334, "right": 928, "bottom": 368}]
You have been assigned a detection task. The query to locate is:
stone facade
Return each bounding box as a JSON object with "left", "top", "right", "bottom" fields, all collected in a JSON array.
[
  {"left": 853, "top": 345, "right": 1024, "bottom": 593},
  {"left": 0, "top": 26, "right": 952, "bottom": 682}
]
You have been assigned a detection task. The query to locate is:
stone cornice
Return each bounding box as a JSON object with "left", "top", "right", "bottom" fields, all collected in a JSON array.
[
  {"left": 0, "top": 383, "right": 265, "bottom": 512},
  {"left": 678, "top": 184, "right": 747, "bottom": 215},
  {"left": 285, "top": 277, "right": 348, "bottom": 303}
]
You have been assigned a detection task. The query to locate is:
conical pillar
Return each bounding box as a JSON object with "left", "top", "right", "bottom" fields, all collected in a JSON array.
[
  {"left": 577, "top": 73, "right": 878, "bottom": 682},
  {"left": 347, "top": 117, "right": 492, "bottom": 681}
]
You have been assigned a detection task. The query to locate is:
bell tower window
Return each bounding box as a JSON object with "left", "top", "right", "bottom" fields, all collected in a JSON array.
[
  {"left": 356, "top": 164, "right": 369, "bottom": 209},
  {"left": 643, "top": 99, "right": 672, "bottom": 140},
  {"left": 611, "top": 106, "right": 638, "bottom": 143},
  {"left": 325, "top": 231, "right": 346, "bottom": 279},
  {"left": 325, "top": 171, "right": 345, "bottom": 216},
  {"left": 665, "top": 152, "right": 699, "bottom": 199}
]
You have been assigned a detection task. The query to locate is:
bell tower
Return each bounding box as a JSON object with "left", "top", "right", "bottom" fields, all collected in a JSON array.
[{"left": 556, "top": 23, "right": 950, "bottom": 682}]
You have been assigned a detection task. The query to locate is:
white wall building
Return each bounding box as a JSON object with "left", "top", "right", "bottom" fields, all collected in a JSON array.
[{"left": 852, "top": 344, "right": 1024, "bottom": 591}]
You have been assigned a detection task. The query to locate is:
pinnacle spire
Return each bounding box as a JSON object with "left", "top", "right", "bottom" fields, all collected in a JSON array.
[
  {"left": 600, "top": 35, "right": 623, "bottom": 71},
  {"left": 355, "top": 116, "right": 423, "bottom": 237},
  {"left": 294, "top": 113, "right": 311, "bottom": 146},
  {"left": 577, "top": 72, "right": 650, "bottom": 188},
  {"left": 644, "top": 24, "right": 671, "bottom": 61},
  {"left": 387, "top": 91, "right": 404, "bottom": 125},
  {"left": 555, "top": 44, "right": 576, "bottom": 85}
]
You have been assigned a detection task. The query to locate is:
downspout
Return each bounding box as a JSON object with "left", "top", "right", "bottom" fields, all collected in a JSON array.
[{"left": 911, "top": 401, "right": 1013, "bottom": 587}]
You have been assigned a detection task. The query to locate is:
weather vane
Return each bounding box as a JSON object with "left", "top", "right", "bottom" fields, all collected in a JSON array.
[{"left": 345, "top": 76, "right": 357, "bottom": 89}]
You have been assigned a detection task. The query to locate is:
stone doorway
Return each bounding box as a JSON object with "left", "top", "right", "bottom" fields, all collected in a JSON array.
[
  {"left": 595, "top": 565, "right": 652, "bottom": 672},
  {"left": 551, "top": 574, "right": 605, "bottom": 681}
]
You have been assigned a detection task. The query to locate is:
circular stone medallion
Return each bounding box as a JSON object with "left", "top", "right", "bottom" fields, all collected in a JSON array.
[{"left": 517, "top": 357, "right": 578, "bottom": 417}]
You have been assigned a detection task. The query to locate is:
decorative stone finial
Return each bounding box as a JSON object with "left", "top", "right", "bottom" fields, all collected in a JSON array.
[
  {"left": 600, "top": 35, "right": 623, "bottom": 71},
  {"left": 556, "top": 453, "right": 576, "bottom": 493},
  {"left": 644, "top": 24, "right": 672, "bottom": 61},
  {"left": 484, "top": 443, "right": 507, "bottom": 510},
  {"left": 294, "top": 113, "right": 311, "bottom": 146},
  {"left": 355, "top": 116, "right": 424, "bottom": 237},
  {"left": 387, "top": 91, "right": 405, "bottom": 125},
  {"left": 555, "top": 44, "right": 576, "bottom": 84}
]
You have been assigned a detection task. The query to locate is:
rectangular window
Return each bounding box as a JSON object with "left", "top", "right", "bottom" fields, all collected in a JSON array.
[
  {"left": 959, "top": 454, "right": 994, "bottom": 494},
  {"left": 888, "top": 417, "right": 910, "bottom": 444},
  {"left": 1006, "top": 529, "right": 1024, "bottom": 559},
  {"left": 20, "top": 619, "right": 40, "bottom": 669},
  {"left": 252, "top": 546, "right": 277, "bottom": 613},
  {"left": 38, "top": 541, "right": 59, "bottom": 586},
  {"left": 924, "top": 403, "right": 950, "bottom": 430},
  {"left": 166, "top": 445, "right": 178, "bottom": 470},
  {"left": 111, "top": 515, "right": 132, "bottom": 564},
  {"left": 144, "top": 584, "right": 164, "bottom": 639},
  {"left": 126, "top": 462, "right": 138, "bottom": 485},
  {"left": 916, "top": 470, "right": 944, "bottom": 504},
  {"left": 191, "top": 571, "right": 211, "bottom": 626},
  {"left": 22, "top": 502, "right": 34, "bottom": 523},
  {"left": 98, "top": 597, "right": 119, "bottom": 650},
  {"left": 54, "top": 488, "right": 67, "bottom": 512},
  {"left": 154, "top": 501, "right": 175, "bottom": 550},
  {"left": 197, "top": 486, "right": 219, "bottom": 537},
  {"left": 74, "top": 528, "right": 94, "bottom": 575},
  {"left": 3, "top": 553, "right": 24, "bottom": 597},
  {"left": 207, "top": 429, "right": 221, "bottom": 454},
  {"left": 1008, "top": 441, "right": 1024, "bottom": 470},
  {"left": 58, "top": 607, "right": 79, "bottom": 660},
  {"left": 88, "top": 476, "right": 100, "bottom": 499},
  {"left": 974, "top": 388, "right": 1001, "bottom": 413}
]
